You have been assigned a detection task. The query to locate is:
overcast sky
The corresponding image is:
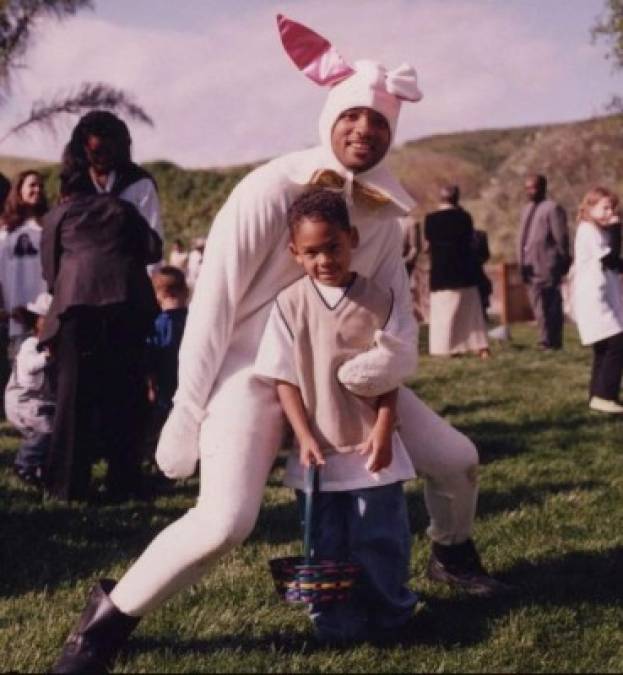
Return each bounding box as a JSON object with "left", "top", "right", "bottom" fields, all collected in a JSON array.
[{"left": 1, "top": 0, "right": 620, "bottom": 168}]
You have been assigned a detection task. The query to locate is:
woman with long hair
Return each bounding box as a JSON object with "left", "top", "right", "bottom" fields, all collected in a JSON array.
[
  {"left": 40, "top": 156, "right": 162, "bottom": 502},
  {"left": 0, "top": 170, "right": 48, "bottom": 360},
  {"left": 60, "top": 110, "right": 163, "bottom": 262}
]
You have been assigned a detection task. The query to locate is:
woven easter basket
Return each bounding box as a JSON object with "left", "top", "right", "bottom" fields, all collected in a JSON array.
[
  {"left": 270, "top": 556, "right": 361, "bottom": 604},
  {"left": 269, "top": 466, "right": 362, "bottom": 604}
]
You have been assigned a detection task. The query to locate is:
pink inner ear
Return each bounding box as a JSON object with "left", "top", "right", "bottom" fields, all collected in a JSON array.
[
  {"left": 277, "top": 14, "right": 330, "bottom": 70},
  {"left": 277, "top": 14, "right": 354, "bottom": 86}
]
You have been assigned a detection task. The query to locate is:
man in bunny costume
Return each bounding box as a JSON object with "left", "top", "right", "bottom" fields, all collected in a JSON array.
[{"left": 52, "top": 15, "right": 510, "bottom": 673}]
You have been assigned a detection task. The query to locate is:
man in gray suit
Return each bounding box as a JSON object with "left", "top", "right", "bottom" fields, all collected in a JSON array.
[{"left": 518, "top": 174, "right": 571, "bottom": 350}]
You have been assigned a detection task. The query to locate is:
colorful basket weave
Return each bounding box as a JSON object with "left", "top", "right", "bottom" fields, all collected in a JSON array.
[
  {"left": 269, "top": 465, "right": 362, "bottom": 605},
  {"left": 269, "top": 555, "right": 361, "bottom": 604}
]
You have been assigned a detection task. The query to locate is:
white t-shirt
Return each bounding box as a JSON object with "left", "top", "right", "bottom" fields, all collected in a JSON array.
[
  {"left": 572, "top": 220, "right": 623, "bottom": 345},
  {"left": 0, "top": 219, "right": 46, "bottom": 337},
  {"left": 255, "top": 277, "right": 415, "bottom": 492}
]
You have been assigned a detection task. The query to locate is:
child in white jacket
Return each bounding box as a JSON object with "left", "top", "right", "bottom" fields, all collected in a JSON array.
[
  {"left": 4, "top": 292, "right": 54, "bottom": 485},
  {"left": 572, "top": 186, "right": 623, "bottom": 413}
]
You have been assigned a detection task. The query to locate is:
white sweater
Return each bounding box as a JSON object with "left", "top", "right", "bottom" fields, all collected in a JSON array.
[{"left": 573, "top": 220, "right": 623, "bottom": 345}]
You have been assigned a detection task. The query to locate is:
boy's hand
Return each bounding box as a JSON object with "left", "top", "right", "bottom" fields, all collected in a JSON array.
[
  {"left": 299, "top": 434, "right": 325, "bottom": 468},
  {"left": 359, "top": 425, "right": 393, "bottom": 473}
]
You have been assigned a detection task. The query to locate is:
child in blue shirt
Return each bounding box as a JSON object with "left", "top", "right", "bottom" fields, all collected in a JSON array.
[{"left": 144, "top": 266, "right": 188, "bottom": 460}]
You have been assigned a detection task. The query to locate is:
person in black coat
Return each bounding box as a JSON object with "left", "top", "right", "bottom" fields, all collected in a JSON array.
[
  {"left": 40, "top": 156, "right": 162, "bottom": 502},
  {"left": 425, "top": 185, "right": 489, "bottom": 357}
]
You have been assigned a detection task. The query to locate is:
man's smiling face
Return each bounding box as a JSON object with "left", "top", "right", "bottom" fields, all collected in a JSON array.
[{"left": 330, "top": 107, "right": 391, "bottom": 173}]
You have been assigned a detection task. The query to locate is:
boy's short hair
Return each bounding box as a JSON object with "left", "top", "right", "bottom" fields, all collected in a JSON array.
[
  {"left": 152, "top": 265, "right": 189, "bottom": 300},
  {"left": 287, "top": 188, "right": 351, "bottom": 237}
]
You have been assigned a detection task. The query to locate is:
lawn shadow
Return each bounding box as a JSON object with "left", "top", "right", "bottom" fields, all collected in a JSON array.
[
  {"left": 250, "top": 497, "right": 301, "bottom": 547},
  {"left": 458, "top": 413, "right": 607, "bottom": 464},
  {"left": 437, "top": 397, "right": 512, "bottom": 418},
  {"left": 126, "top": 546, "right": 623, "bottom": 658},
  {"left": 403, "top": 479, "right": 605, "bottom": 533},
  {"left": 0, "top": 493, "right": 193, "bottom": 598},
  {"left": 408, "top": 545, "right": 623, "bottom": 648},
  {"left": 126, "top": 630, "right": 327, "bottom": 663},
  {"left": 475, "top": 479, "right": 604, "bottom": 519}
]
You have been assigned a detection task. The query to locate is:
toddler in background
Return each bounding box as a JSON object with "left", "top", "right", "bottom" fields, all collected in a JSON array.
[
  {"left": 144, "top": 266, "right": 189, "bottom": 459},
  {"left": 255, "top": 189, "right": 418, "bottom": 644},
  {"left": 4, "top": 292, "right": 54, "bottom": 486},
  {"left": 573, "top": 186, "right": 623, "bottom": 413}
]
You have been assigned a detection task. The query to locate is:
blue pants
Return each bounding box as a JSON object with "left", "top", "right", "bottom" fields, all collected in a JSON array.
[
  {"left": 14, "top": 428, "right": 51, "bottom": 472},
  {"left": 296, "top": 482, "right": 417, "bottom": 643}
]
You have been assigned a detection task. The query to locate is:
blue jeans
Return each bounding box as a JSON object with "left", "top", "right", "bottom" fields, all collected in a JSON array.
[
  {"left": 296, "top": 482, "right": 417, "bottom": 643},
  {"left": 15, "top": 428, "right": 51, "bottom": 472}
]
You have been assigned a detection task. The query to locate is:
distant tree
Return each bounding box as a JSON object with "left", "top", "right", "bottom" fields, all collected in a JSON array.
[
  {"left": 0, "top": 0, "right": 151, "bottom": 145},
  {"left": 0, "top": 0, "right": 93, "bottom": 101},
  {"left": 592, "top": 0, "right": 623, "bottom": 69}
]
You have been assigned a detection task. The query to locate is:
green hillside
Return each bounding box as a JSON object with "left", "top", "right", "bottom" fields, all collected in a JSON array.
[{"left": 3, "top": 113, "right": 623, "bottom": 260}]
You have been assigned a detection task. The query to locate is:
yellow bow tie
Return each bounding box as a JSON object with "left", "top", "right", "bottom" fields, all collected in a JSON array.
[{"left": 309, "top": 169, "right": 392, "bottom": 209}]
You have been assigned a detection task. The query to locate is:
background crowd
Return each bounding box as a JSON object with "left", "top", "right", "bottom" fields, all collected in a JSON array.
[{"left": 1, "top": 112, "right": 622, "bottom": 506}]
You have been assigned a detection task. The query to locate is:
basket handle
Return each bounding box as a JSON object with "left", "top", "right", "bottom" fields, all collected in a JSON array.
[{"left": 303, "top": 463, "right": 319, "bottom": 565}]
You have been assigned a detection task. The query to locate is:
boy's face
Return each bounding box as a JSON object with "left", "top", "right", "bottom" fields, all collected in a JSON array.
[
  {"left": 331, "top": 107, "right": 390, "bottom": 173},
  {"left": 290, "top": 217, "right": 358, "bottom": 287}
]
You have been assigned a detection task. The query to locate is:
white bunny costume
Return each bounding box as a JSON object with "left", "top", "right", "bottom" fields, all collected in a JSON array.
[{"left": 109, "top": 15, "right": 478, "bottom": 617}]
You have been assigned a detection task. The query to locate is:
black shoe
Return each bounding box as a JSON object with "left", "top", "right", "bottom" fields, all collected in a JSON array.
[
  {"left": 427, "top": 540, "right": 515, "bottom": 597},
  {"left": 51, "top": 579, "right": 140, "bottom": 673}
]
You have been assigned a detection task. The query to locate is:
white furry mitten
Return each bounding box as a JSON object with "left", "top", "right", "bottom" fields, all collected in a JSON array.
[
  {"left": 337, "top": 329, "right": 417, "bottom": 397},
  {"left": 155, "top": 402, "right": 204, "bottom": 479}
]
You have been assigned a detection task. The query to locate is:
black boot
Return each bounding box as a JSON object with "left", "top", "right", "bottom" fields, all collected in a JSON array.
[
  {"left": 51, "top": 579, "right": 140, "bottom": 673},
  {"left": 427, "top": 539, "right": 516, "bottom": 597}
]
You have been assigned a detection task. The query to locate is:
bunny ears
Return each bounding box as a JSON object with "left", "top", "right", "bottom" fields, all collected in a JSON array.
[
  {"left": 276, "top": 14, "right": 354, "bottom": 87},
  {"left": 276, "top": 14, "right": 423, "bottom": 103}
]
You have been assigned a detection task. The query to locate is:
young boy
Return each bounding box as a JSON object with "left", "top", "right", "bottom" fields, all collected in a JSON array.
[
  {"left": 255, "top": 188, "right": 418, "bottom": 643},
  {"left": 143, "top": 267, "right": 189, "bottom": 461},
  {"left": 4, "top": 292, "right": 54, "bottom": 487}
]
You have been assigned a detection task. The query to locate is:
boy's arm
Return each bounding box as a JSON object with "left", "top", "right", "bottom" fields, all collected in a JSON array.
[
  {"left": 276, "top": 380, "right": 325, "bottom": 468},
  {"left": 359, "top": 388, "right": 398, "bottom": 473}
]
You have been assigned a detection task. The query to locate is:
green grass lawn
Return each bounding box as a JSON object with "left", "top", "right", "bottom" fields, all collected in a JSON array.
[{"left": 1, "top": 324, "right": 622, "bottom": 673}]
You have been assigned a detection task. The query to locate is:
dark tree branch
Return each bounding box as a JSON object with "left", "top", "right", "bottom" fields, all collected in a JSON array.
[
  {"left": 0, "top": 82, "right": 154, "bottom": 145},
  {"left": 0, "top": 0, "right": 93, "bottom": 99}
]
